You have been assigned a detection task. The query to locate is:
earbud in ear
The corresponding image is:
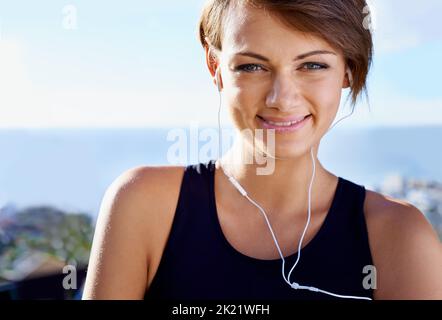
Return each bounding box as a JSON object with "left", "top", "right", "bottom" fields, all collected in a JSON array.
[{"left": 215, "top": 68, "right": 222, "bottom": 92}]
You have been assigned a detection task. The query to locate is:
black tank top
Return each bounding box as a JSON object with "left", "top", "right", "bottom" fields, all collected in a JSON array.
[{"left": 145, "top": 160, "right": 374, "bottom": 300}]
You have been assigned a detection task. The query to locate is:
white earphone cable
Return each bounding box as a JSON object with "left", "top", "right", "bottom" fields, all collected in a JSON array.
[{"left": 215, "top": 68, "right": 371, "bottom": 300}]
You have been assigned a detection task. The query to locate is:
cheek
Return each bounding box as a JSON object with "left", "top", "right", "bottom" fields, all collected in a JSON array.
[
  {"left": 224, "top": 71, "right": 267, "bottom": 108},
  {"left": 303, "top": 78, "right": 342, "bottom": 115},
  {"left": 224, "top": 85, "right": 261, "bottom": 120}
]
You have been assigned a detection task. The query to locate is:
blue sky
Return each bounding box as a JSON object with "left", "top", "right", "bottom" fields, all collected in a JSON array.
[{"left": 0, "top": 0, "right": 441, "bottom": 128}]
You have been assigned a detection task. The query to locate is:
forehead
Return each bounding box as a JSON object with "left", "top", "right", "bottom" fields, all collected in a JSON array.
[{"left": 222, "top": 3, "right": 335, "bottom": 56}]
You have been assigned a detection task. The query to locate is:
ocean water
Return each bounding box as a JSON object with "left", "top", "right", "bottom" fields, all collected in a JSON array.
[{"left": 0, "top": 126, "right": 441, "bottom": 218}]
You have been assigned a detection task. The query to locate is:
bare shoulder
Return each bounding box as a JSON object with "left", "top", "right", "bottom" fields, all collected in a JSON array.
[
  {"left": 364, "top": 189, "right": 442, "bottom": 299},
  {"left": 82, "top": 164, "right": 185, "bottom": 299}
]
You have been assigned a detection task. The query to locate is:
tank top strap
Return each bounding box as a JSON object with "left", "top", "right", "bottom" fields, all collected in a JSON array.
[
  {"left": 163, "top": 160, "right": 215, "bottom": 244},
  {"left": 324, "top": 178, "right": 371, "bottom": 249}
]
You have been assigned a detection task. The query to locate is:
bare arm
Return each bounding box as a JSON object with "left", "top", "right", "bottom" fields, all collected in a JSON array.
[
  {"left": 82, "top": 167, "right": 154, "bottom": 299},
  {"left": 370, "top": 199, "right": 442, "bottom": 299}
]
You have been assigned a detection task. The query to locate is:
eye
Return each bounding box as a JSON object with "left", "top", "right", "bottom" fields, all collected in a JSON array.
[
  {"left": 301, "top": 62, "right": 329, "bottom": 70},
  {"left": 234, "top": 64, "right": 265, "bottom": 73}
]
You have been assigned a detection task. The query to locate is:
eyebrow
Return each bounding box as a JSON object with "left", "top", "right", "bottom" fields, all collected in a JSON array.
[{"left": 234, "top": 50, "right": 337, "bottom": 61}]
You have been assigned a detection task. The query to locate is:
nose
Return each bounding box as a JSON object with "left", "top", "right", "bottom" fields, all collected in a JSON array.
[{"left": 265, "top": 73, "right": 302, "bottom": 112}]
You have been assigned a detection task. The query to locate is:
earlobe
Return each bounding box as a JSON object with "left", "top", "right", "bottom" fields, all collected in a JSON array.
[
  {"left": 215, "top": 68, "right": 223, "bottom": 92},
  {"left": 209, "top": 53, "right": 222, "bottom": 90}
]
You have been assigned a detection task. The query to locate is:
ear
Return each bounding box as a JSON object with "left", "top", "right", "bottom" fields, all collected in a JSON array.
[
  {"left": 204, "top": 41, "right": 219, "bottom": 85},
  {"left": 342, "top": 67, "right": 353, "bottom": 89}
]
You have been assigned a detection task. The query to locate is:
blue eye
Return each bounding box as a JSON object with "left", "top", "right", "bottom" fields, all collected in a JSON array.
[
  {"left": 235, "top": 62, "right": 328, "bottom": 73},
  {"left": 235, "top": 64, "right": 264, "bottom": 73},
  {"left": 302, "top": 62, "right": 328, "bottom": 70}
]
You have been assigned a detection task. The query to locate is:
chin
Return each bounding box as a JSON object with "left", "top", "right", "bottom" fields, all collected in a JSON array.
[{"left": 255, "top": 140, "right": 313, "bottom": 160}]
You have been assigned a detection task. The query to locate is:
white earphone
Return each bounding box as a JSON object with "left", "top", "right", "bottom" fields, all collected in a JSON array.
[
  {"left": 215, "top": 65, "right": 371, "bottom": 300},
  {"left": 220, "top": 148, "right": 371, "bottom": 300},
  {"left": 215, "top": 67, "right": 222, "bottom": 92}
]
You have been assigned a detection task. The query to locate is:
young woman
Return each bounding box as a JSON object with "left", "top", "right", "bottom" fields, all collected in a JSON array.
[{"left": 83, "top": 0, "right": 442, "bottom": 300}]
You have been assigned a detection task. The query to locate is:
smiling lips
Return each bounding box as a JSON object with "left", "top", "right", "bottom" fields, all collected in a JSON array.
[{"left": 257, "top": 114, "right": 312, "bottom": 131}]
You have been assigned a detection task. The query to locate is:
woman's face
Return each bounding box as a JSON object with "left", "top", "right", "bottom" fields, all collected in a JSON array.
[{"left": 212, "top": 3, "right": 350, "bottom": 159}]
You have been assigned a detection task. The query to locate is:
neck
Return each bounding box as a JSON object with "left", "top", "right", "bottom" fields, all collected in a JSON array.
[{"left": 217, "top": 138, "right": 335, "bottom": 218}]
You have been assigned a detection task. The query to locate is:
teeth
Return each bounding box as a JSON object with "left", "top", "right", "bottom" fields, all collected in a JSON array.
[{"left": 266, "top": 118, "right": 304, "bottom": 126}]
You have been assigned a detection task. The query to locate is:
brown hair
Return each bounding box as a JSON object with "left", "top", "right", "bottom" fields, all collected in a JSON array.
[{"left": 198, "top": 0, "right": 374, "bottom": 107}]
